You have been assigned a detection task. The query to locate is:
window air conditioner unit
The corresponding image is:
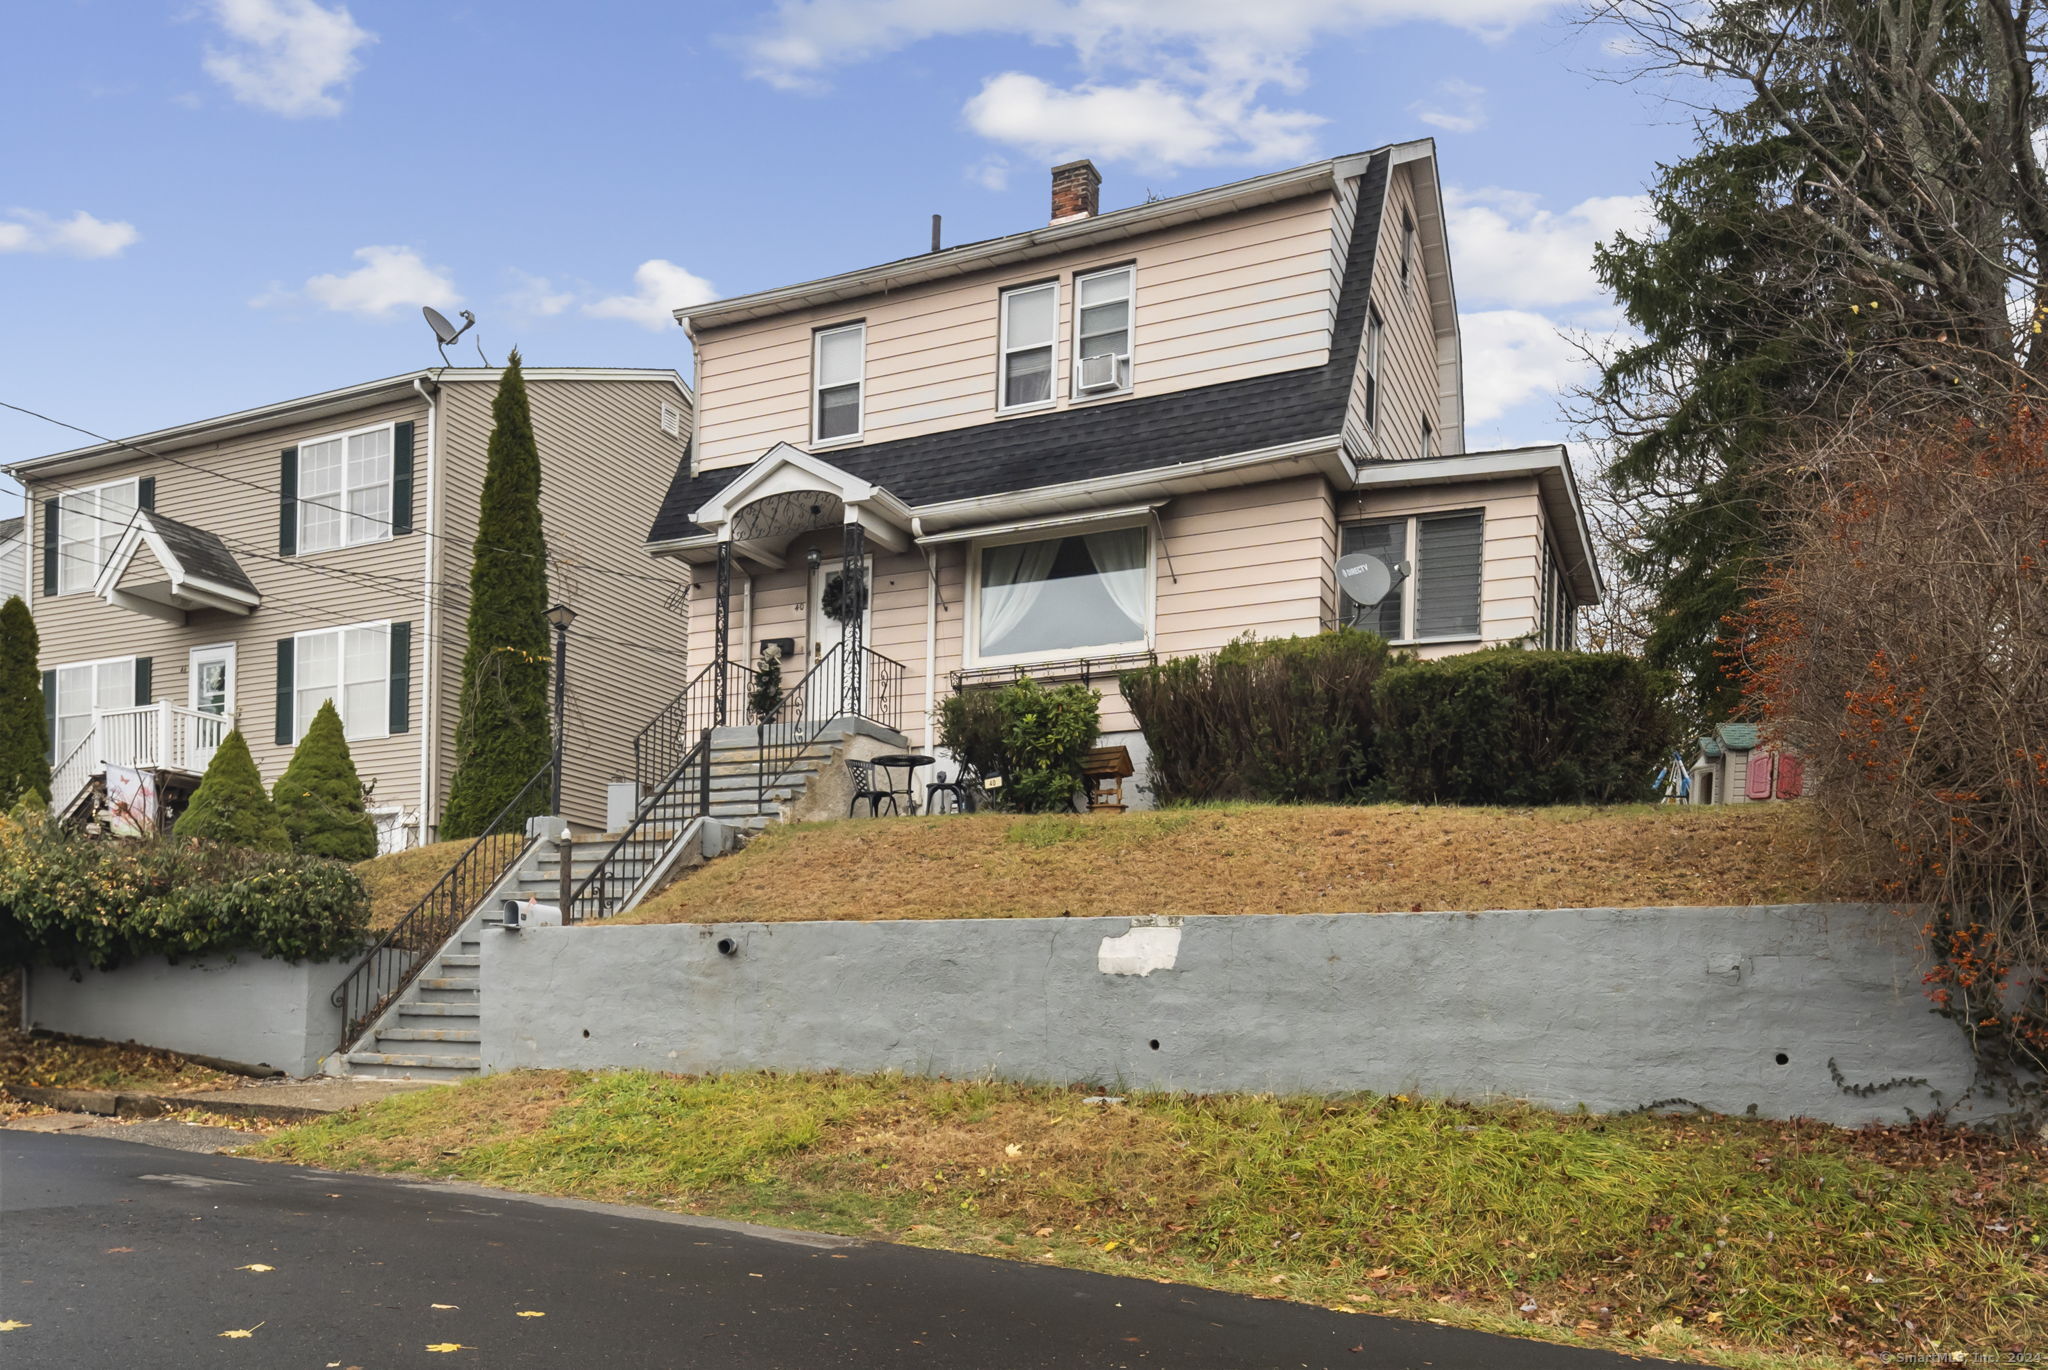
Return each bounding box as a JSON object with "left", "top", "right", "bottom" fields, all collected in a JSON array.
[{"left": 1078, "top": 352, "right": 1125, "bottom": 392}]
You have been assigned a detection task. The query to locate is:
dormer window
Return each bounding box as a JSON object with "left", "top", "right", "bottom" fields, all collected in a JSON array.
[
  {"left": 813, "top": 322, "right": 865, "bottom": 443},
  {"left": 1073, "top": 266, "right": 1132, "bottom": 395},
  {"left": 999, "top": 282, "right": 1057, "bottom": 410}
]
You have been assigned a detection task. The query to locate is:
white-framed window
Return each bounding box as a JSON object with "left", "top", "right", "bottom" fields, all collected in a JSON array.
[
  {"left": 812, "top": 322, "right": 865, "bottom": 443},
  {"left": 298, "top": 422, "right": 394, "bottom": 553},
  {"left": 1419, "top": 416, "right": 1436, "bottom": 462},
  {"left": 1339, "top": 510, "right": 1484, "bottom": 643},
  {"left": 55, "top": 477, "right": 139, "bottom": 594},
  {"left": 1072, "top": 265, "right": 1133, "bottom": 395},
  {"left": 998, "top": 281, "right": 1058, "bottom": 411},
  {"left": 1538, "top": 539, "right": 1576, "bottom": 650},
  {"left": 1400, "top": 210, "right": 1418, "bottom": 296},
  {"left": 970, "top": 521, "right": 1150, "bottom": 664},
  {"left": 1363, "top": 304, "right": 1384, "bottom": 432},
  {"left": 51, "top": 655, "right": 137, "bottom": 762},
  {"left": 294, "top": 621, "right": 392, "bottom": 742}
]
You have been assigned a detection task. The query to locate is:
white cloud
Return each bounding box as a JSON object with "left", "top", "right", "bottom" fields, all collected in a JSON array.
[
  {"left": 967, "top": 155, "right": 1012, "bottom": 192},
  {"left": 741, "top": 0, "right": 1565, "bottom": 172},
  {"left": 965, "top": 72, "right": 1323, "bottom": 172},
  {"left": 1459, "top": 307, "right": 1593, "bottom": 427},
  {"left": 1444, "top": 187, "right": 1652, "bottom": 309},
  {"left": 294, "top": 245, "right": 459, "bottom": 317},
  {"left": 0, "top": 209, "right": 140, "bottom": 258},
  {"left": 202, "top": 0, "right": 375, "bottom": 118},
  {"left": 505, "top": 270, "right": 576, "bottom": 318},
  {"left": 584, "top": 259, "right": 720, "bottom": 331},
  {"left": 1410, "top": 78, "right": 1486, "bottom": 134}
]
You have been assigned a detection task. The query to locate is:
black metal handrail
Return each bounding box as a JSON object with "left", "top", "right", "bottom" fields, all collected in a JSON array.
[
  {"left": 566, "top": 732, "right": 711, "bottom": 923},
  {"left": 330, "top": 759, "right": 553, "bottom": 1051},
  {"left": 632, "top": 661, "right": 757, "bottom": 796}
]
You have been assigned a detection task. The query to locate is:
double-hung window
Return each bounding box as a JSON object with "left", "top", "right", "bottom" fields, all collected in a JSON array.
[
  {"left": 999, "top": 282, "right": 1057, "bottom": 409},
  {"left": 51, "top": 656, "right": 136, "bottom": 762},
  {"left": 55, "top": 477, "right": 139, "bottom": 594},
  {"left": 294, "top": 622, "right": 392, "bottom": 742},
  {"left": 1363, "top": 304, "right": 1384, "bottom": 433},
  {"left": 298, "top": 424, "right": 393, "bottom": 552},
  {"left": 1418, "top": 416, "right": 1436, "bottom": 462},
  {"left": 1340, "top": 510, "right": 1484, "bottom": 642},
  {"left": 1539, "top": 541, "right": 1576, "bottom": 650},
  {"left": 974, "top": 524, "right": 1148, "bottom": 662},
  {"left": 1073, "top": 266, "right": 1132, "bottom": 394},
  {"left": 813, "top": 322, "right": 865, "bottom": 443}
]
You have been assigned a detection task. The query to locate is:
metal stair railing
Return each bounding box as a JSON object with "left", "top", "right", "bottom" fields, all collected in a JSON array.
[
  {"left": 565, "top": 732, "right": 711, "bottom": 923},
  {"left": 329, "top": 759, "right": 554, "bottom": 1052},
  {"left": 746, "top": 645, "right": 906, "bottom": 813},
  {"left": 633, "top": 660, "right": 756, "bottom": 797}
]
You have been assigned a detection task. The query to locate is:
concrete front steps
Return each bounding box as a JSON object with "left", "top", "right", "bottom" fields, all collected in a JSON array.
[{"left": 338, "top": 718, "right": 908, "bottom": 1082}]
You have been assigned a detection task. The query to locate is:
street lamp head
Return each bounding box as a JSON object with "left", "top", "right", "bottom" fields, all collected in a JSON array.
[{"left": 546, "top": 603, "right": 578, "bottom": 631}]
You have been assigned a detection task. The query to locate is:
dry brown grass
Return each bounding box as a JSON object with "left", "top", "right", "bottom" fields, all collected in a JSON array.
[
  {"left": 354, "top": 840, "right": 473, "bottom": 931},
  {"left": 619, "top": 802, "right": 1848, "bottom": 925}
]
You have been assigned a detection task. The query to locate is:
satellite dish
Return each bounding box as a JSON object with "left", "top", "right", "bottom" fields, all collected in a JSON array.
[
  {"left": 423, "top": 306, "right": 465, "bottom": 345},
  {"left": 1335, "top": 552, "right": 1397, "bottom": 608}
]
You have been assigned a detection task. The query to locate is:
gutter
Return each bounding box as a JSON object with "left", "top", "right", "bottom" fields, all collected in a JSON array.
[{"left": 413, "top": 375, "right": 441, "bottom": 841}]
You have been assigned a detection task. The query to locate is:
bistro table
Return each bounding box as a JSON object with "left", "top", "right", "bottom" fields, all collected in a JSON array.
[{"left": 870, "top": 753, "right": 936, "bottom": 816}]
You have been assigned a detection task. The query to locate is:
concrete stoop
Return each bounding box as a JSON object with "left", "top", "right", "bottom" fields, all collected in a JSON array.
[{"left": 335, "top": 719, "right": 906, "bottom": 1082}]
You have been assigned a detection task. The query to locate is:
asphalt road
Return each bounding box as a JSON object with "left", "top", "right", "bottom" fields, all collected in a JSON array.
[{"left": 2, "top": 1129, "right": 1692, "bottom": 1369}]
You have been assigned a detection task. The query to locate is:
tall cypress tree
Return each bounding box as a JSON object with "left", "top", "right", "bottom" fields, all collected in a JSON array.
[
  {"left": 441, "top": 350, "right": 554, "bottom": 837},
  {"left": 0, "top": 596, "right": 50, "bottom": 807}
]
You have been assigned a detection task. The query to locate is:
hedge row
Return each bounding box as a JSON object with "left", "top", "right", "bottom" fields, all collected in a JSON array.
[{"left": 1121, "top": 635, "right": 1680, "bottom": 807}]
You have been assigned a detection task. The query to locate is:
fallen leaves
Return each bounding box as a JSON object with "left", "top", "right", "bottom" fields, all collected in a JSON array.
[
  {"left": 514, "top": 1311, "right": 545, "bottom": 1318},
  {"left": 217, "top": 1322, "right": 264, "bottom": 1339},
  {"left": 431, "top": 1303, "right": 459, "bottom": 1310},
  {"left": 425, "top": 1344, "right": 468, "bottom": 1354},
  {"left": 236, "top": 1264, "right": 274, "bottom": 1273},
  {"left": 103, "top": 1248, "right": 133, "bottom": 1254},
  {"left": 0, "top": 1321, "right": 29, "bottom": 1332}
]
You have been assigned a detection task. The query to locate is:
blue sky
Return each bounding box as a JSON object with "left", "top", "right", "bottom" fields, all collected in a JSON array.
[{"left": 0, "top": 0, "right": 1695, "bottom": 521}]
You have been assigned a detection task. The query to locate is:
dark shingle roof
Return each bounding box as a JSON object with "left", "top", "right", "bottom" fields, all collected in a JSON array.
[
  {"left": 146, "top": 511, "right": 258, "bottom": 597},
  {"left": 0, "top": 516, "right": 21, "bottom": 544},
  {"left": 648, "top": 151, "right": 1390, "bottom": 544}
]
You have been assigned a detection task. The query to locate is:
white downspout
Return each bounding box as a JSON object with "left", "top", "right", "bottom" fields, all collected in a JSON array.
[
  {"left": 412, "top": 375, "right": 440, "bottom": 842},
  {"left": 912, "top": 516, "right": 938, "bottom": 749}
]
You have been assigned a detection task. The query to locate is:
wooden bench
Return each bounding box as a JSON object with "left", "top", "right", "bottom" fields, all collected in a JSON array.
[{"left": 1081, "top": 746, "right": 1135, "bottom": 813}]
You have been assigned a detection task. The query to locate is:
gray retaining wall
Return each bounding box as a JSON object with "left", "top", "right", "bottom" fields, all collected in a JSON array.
[
  {"left": 479, "top": 905, "right": 1982, "bottom": 1127},
  {"left": 26, "top": 954, "right": 350, "bottom": 1078}
]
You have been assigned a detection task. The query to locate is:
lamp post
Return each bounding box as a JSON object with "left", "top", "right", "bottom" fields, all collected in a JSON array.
[{"left": 545, "top": 603, "right": 578, "bottom": 815}]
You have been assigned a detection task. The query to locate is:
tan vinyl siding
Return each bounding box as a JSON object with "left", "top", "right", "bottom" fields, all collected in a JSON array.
[
  {"left": 1342, "top": 163, "right": 1445, "bottom": 462},
  {"left": 692, "top": 191, "right": 1341, "bottom": 470},
  {"left": 0, "top": 532, "right": 24, "bottom": 602},
  {"left": 25, "top": 394, "right": 433, "bottom": 817},
  {"left": 434, "top": 377, "right": 693, "bottom": 833}
]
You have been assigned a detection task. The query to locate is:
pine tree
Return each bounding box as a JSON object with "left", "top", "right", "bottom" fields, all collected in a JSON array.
[
  {"left": 173, "top": 730, "right": 290, "bottom": 852},
  {"left": 441, "top": 350, "right": 555, "bottom": 837},
  {"left": 272, "top": 700, "right": 377, "bottom": 861},
  {"left": 0, "top": 596, "right": 50, "bottom": 807}
]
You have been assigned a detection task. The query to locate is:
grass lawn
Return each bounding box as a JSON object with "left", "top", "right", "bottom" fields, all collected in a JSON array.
[
  {"left": 354, "top": 839, "right": 477, "bottom": 931},
  {"left": 620, "top": 801, "right": 1850, "bottom": 925},
  {"left": 247, "top": 1069, "right": 2045, "bottom": 1369}
]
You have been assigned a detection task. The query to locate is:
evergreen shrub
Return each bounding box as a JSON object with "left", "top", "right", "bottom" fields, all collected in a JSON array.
[{"left": 272, "top": 700, "right": 378, "bottom": 861}]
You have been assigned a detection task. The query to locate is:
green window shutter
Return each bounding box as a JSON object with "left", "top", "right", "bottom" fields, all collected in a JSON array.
[
  {"left": 275, "top": 638, "right": 296, "bottom": 746},
  {"left": 133, "top": 657, "right": 153, "bottom": 707},
  {"left": 279, "top": 447, "right": 299, "bottom": 555},
  {"left": 42, "top": 670, "right": 56, "bottom": 762},
  {"left": 138, "top": 477, "right": 155, "bottom": 512},
  {"left": 388, "top": 621, "right": 412, "bottom": 734},
  {"left": 41, "top": 498, "right": 58, "bottom": 596},
  {"left": 392, "top": 420, "right": 416, "bottom": 534}
]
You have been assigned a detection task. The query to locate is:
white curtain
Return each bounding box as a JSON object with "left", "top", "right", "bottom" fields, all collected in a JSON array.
[
  {"left": 979, "top": 539, "right": 1060, "bottom": 655},
  {"left": 1083, "top": 528, "right": 1147, "bottom": 636}
]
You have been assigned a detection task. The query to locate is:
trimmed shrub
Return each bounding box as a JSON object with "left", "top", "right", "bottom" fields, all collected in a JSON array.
[
  {"left": 173, "top": 730, "right": 291, "bottom": 853},
  {"left": 1373, "top": 649, "right": 1681, "bottom": 805},
  {"left": 0, "top": 596, "right": 50, "bottom": 807},
  {"left": 0, "top": 805, "right": 369, "bottom": 970},
  {"left": 935, "top": 677, "right": 1101, "bottom": 813},
  {"left": 272, "top": 700, "right": 377, "bottom": 862},
  {"left": 1121, "top": 629, "right": 1400, "bottom": 804}
]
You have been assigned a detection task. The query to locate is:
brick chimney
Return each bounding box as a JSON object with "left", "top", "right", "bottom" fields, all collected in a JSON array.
[{"left": 1050, "top": 159, "right": 1101, "bottom": 224}]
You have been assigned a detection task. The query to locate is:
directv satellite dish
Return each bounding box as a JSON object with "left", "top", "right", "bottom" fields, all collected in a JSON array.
[
  {"left": 422, "top": 306, "right": 478, "bottom": 364},
  {"left": 1335, "top": 552, "right": 1408, "bottom": 608}
]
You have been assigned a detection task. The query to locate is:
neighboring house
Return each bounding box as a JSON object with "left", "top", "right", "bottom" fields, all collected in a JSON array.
[
  {"left": 7, "top": 367, "right": 693, "bottom": 846},
  {"left": 0, "top": 515, "right": 22, "bottom": 603},
  {"left": 645, "top": 141, "right": 1601, "bottom": 784},
  {"left": 1688, "top": 723, "right": 1806, "bottom": 806}
]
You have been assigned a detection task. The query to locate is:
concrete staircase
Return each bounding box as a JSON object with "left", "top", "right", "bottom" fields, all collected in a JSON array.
[{"left": 336, "top": 720, "right": 907, "bottom": 1081}]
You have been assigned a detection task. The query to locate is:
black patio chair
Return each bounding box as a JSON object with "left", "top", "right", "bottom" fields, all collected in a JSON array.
[
  {"left": 846, "top": 760, "right": 898, "bottom": 818},
  {"left": 925, "top": 769, "right": 977, "bottom": 815}
]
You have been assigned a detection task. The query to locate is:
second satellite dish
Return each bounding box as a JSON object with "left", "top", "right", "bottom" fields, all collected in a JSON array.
[{"left": 1335, "top": 552, "right": 1407, "bottom": 608}]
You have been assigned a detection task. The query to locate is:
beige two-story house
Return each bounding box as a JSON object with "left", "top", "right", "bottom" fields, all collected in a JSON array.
[
  {"left": 645, "top": 139, "right": 1600, "bottom": 790},
  {"left": 8, "top": 367, "right": 694, "bottom": 844}
]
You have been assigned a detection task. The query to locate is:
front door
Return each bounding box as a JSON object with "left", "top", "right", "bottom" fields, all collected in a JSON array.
[
  {"left": 187, "top": 643, "right": 234, "bottom": 768},
  {"left": 807, "top": 556, "right": 871, "bottom": 715}
]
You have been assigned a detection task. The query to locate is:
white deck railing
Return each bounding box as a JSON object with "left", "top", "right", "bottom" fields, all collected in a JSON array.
[{"left": 48, "top": 703, "right": 231, "bottom": 815}]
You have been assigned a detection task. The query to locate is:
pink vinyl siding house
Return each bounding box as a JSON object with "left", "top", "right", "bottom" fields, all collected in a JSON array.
[{"left": 645, "top": 140, "right": 1601, "bottom": 797}]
